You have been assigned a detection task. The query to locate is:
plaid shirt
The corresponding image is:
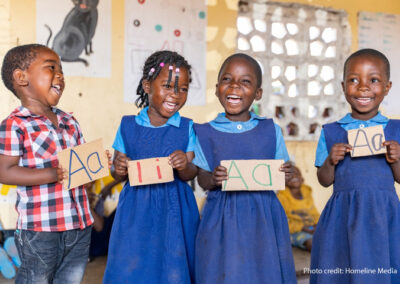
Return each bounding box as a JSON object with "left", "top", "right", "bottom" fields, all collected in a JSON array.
[{"left": 0, "top": 106, "right": 93, "bottom": 232}]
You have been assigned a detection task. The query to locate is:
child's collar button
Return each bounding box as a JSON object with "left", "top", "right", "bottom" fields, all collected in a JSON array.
[
  {"left": 237, "top": 124, "right": 242, "bottom": 130},
  {"left": 359, "top": 124, "right": 365, "bottom": 128}
]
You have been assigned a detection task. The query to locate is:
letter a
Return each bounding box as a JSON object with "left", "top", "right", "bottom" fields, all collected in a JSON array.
[
  {"left": 87, "top": 152, "right": 104, "bottom": 174},
  {"left": 352, "top": 129, "right": 373, "bottom": 156},
  {"left": 223, "top": 160, "right": 248, "bottom": 190},
  {"left": 68, "top": 149, "right": 91, "bottom": 189},
  {"left": 252, "top": 163, "right": 272, "bottom": 187}
]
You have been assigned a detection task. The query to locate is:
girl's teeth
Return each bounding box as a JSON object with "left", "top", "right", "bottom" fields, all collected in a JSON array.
[
  {"left": 164, "top": 102, "right": 176, "bottom": 110},
  {"left": 357, "top": 98, "right": 372, "bottom": 105}
]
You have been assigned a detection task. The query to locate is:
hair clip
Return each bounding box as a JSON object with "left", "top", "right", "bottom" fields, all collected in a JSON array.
[
  {"left": 175, "top": 67, "right": 180, "bottom": 73},
  {"left": 160, "top": 62, "right": 165, "bottom": 67},
  {"left": 148, "top": 67, "right": 155, "bottom": 76}
]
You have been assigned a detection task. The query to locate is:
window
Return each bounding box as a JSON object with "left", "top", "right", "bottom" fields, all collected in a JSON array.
[{"left": 237, "top": 1, "right": 350, "bottom": 140}]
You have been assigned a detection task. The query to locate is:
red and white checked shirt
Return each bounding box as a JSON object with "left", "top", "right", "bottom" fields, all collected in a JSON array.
[{"left": 0, "top": 106, "right": 93, "bottom": 231}]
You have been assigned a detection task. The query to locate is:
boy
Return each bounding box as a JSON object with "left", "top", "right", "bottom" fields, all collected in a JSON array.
[
  {"left": 277, "top": 166, "right": 320, "bottom": 251},
  {"left": 0, "top": 44, "right": 93, "bottom": 283}
]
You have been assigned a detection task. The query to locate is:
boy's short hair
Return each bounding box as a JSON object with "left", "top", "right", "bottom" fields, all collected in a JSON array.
[
  {"left": 218, "top": 53, "right": 263, "bottom": 88},
  {"left": 1, "top": 44, "right": 48, "bottom": 96},
  {"left": 343, "top": 48, "right": 390, "bottom": 80}
]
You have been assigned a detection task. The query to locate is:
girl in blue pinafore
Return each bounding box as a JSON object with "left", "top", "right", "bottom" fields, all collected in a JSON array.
[
  {"left": 193, "top": 53, "right": 296, "bottom": 284},
  {"left": 103, "top": 51, "right": 199, "bottom": 284},
  {"left": 311, "top": 49, "right": 400, "bottom": 284}
]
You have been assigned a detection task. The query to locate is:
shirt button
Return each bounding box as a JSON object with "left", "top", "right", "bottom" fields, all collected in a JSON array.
[
  {"left": 237, "top": 124, "right": 242, "bottom": 130},
  {"left": 359, "top": 124, "right": 365, "bottom": 128}
]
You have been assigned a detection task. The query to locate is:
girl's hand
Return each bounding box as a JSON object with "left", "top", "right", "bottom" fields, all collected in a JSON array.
[
  {"left": 328, "top": 143, "right": 352, "bottom": 166},
  {"left": 56, "top": 165, "right": 67, "bottom": 183},
  {"left": 114, "top": 152, "right": 129, "bottom": 177},
  {"left": 105, "top": 150, "right": 112, "bottom": 169},
  {"left": 211, "top": 165, "right": 228, "bottom": 187},
  {"left": 169, "top": 150, "right": 188, "bottom": 171},
  {"left": 280, "top": 162, "right": 295, "bottom": 183},
  {"left": 383, "top": 140, "right": 400, "bottom": 164}
]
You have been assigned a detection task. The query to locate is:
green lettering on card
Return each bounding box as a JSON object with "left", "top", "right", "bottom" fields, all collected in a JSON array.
[
  {"left": 223, "top": 160, "right": 248, "bottom": 190},
  {"left": 252, "top": 163, "right": 272, "bottom": 186}
]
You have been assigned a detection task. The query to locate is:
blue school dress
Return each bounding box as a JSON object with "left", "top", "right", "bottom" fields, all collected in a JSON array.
[
  {"left": 103, "top": 114, "right": 199, "bottom": 284},
  {"left": 194, "top": 114, "right": 296, "bottom": 284},
  {"left": 311, "top": 118, "right": 400, "bottom": 284}
]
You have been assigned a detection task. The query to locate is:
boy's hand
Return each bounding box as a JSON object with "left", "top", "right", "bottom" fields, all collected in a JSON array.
[
  {"left": 383, "top": 141, "right": 400, "bottom": 164},
  {"left": 280, "top": 162, "right": 295, "bottom": 183},
  {"left": 114, "top": 152, "right": 129, "bottom": 177},
  {"left": 211, "top": 165, "right": 228, "bottom": 187},
  {"left": 328, "top": 143, "right": 352, "bottom": 166},
  {"left": 56, "top": 166, "right": 67, "bottom": 183},
  {"left": 169, "top": 150, "right": 188, "bottom": 171},
  {"left": 105, "top": 150, "right": 112, "bottom": 169}
]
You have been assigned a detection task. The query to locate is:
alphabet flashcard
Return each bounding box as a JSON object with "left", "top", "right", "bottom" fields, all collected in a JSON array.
[
  {"left": 127, "top": 157, "right": 174, "bottom": 186},
  {"left": 57, "top": 139, "right": 109, "bottom": 190},
  {"left": 347, "top": 125, "right": 386, "bottom": 157},
  {"left": 220, "top": 160, "right": 285, "bottom": 191}
]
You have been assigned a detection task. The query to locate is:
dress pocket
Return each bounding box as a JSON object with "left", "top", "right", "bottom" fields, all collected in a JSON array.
[{"left": 28, "top": 131, "right": 58, "bottom": 160}]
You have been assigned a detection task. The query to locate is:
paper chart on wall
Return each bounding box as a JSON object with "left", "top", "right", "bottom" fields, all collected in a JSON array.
[
  {"left": 358, "top": 11, "right": 400, "bottom": 116},
  {"left": 36, "top": 0, "right": 112, "bottom": 78},
  {"left": 124, "top": 0, "right": 207, "bottom": 106}
]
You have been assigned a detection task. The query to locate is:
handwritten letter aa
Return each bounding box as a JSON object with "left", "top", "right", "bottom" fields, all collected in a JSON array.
[
  {"left": 128, "top": 157, "right": 174, "bottom": 186},
  {"left": 220, "top": 160, "right": 285, "bottom": 191},
  {"left": 57, "top": 139, "right": 109, "bottom": 190},
  {"left": 347, "top": 125, "right": 386, "bottom": 157}
]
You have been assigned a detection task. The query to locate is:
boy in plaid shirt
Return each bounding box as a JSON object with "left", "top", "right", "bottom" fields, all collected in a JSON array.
[{"left": 0, "top": 44, "right": 95, "bottom": 283}]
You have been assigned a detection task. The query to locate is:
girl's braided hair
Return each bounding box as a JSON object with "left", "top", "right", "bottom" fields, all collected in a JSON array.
[{"left": 135, "top": 50, "right": 192, "bottom": 108}]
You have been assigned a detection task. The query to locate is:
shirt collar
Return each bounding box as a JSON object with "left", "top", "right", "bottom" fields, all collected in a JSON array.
[
  {"left": 213, "top": 112, "right": 266, "bottom": 123},
  {"left": 338, "top": 112, "right": 389, "bottom": 124},
  {"left": 10, "top": 106, "right": 72, "bottom": 120},
  {"left": 137, "top": 106, "right": 181, "bottom": 128}
]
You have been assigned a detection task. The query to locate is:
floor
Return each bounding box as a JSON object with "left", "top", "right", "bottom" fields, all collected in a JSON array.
[
  {"left": 0, "top": 248, "right": 310, "bottom": 283},
  {"left": 0, "top": 256, "right": 107, "bottom": 284}
]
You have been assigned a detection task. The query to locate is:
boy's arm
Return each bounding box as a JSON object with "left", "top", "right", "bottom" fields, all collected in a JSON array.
[{"left": 0, "top": 154, "right": 60, "bottom": 186}]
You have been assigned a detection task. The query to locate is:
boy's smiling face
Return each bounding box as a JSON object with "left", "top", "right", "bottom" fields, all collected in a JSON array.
[
  {"left": 342, "top": 55, "right": 391, "bottom": 121},
  {"left": 16, "top": 47, "right": 64, "bottom": 110},
  {"left": 216, "top": 57, "right": 262, "bottom": 122}
]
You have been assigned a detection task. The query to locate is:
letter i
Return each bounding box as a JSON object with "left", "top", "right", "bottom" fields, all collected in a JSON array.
[
  {"left": 156, "top": 159, "right": 162, "bottom": 179},
  {"left": 137, "top": 162, "right": 142, "bottom": 183}
]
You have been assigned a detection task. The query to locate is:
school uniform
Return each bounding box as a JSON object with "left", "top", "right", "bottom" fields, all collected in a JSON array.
[
  {"left": 103, "top": 107, "right": 199, "bottom": 283},
  {"left": 311, "top": 113, "right": 400, "bottom": 283},
  {"left": 193, "top": 112, "right": 296, "bottom": 284}
]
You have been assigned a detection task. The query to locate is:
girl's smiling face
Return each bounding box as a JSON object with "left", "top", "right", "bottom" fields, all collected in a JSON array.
[
  {"left": 143, "top": 65, "right": 189, "bottom": 126},
  {"left": 216, "top": 57, "right": 262, "bottom": 122},
  {"left": 342, "top": 55, "right": 392, "bottom": 121}
]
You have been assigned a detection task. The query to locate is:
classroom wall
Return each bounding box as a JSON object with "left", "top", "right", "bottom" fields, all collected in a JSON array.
[{"left": 1, "top": 0, "right": 400, "bottom": 211}]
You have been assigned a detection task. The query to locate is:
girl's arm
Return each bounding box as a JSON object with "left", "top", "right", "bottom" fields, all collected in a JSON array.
[
  {"left": 169, "top": 151, "right": 197, "bottom": 181},
  {"left": 111, "top": 150, "right": 129, "bottom": 182},
  {"left": 197, "top": 166, "right": 228, "bottom": 191},
  {"left": 0, "top": 154, "right": 64, "bottom": 186},
  {"left": 383, "top": 140, "right": 400, "bottom": 183},
  {"left": 317, "top": 143, "right": 352, "bottom": 187}
]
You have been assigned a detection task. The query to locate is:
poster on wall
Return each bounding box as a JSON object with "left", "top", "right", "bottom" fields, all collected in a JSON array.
[
  {"left": 358, "top": 11, "right": 400, "bottom": 116},
  {"left": 36, "top": 0, "right": 112, "bottom": 78},
  {"left": 124, "top": 0, "right": 207, "bottom": 106}
]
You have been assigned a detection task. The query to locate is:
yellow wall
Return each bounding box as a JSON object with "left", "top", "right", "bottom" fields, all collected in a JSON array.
[{"left": 2, "top": 0, "right": 400, "bottom": 211}]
